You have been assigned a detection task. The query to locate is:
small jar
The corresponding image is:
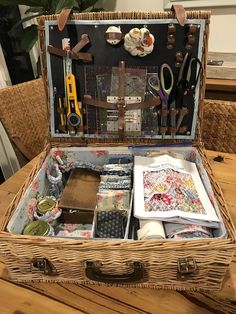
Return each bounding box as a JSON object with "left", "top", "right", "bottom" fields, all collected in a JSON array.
[
  {"left": 22, "top": 220, "right": 54, "bottom": 236},
  {"left": 34, "top": 196, "right": 61, "bottom": 225}
]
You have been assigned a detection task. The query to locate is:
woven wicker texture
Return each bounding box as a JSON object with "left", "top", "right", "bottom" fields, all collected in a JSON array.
[
  {"left": 202, "top": 99, "right": 236, "bottom": 153},
  {"left": 0, "top": 240, "right": 233, "bottom": 290},
  {"left": 0, "top": 79, "right": 49, "bottom": 160},
  {"left": 0, "top": 11, "right": 235, "bottom": 290},
  {"left": 38, "top": 10, "right": 210, "bottom": 146}
]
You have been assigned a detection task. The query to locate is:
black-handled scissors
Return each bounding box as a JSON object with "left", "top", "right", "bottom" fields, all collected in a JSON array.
[
  {"left": 176, "top": 53, "right": 202, "bottom": 131},
  {"left": 177, "top": 52, "right": 202, "bottom": 95}
]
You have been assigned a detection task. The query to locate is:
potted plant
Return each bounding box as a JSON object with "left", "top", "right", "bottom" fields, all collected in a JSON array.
[{"left": 1, "top": 0, "right": 103, "bottom": 51}]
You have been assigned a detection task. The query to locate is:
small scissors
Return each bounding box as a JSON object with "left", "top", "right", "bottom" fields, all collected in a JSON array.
[{"left": 148, "top": 63, "right": 174, "bottom": 137}]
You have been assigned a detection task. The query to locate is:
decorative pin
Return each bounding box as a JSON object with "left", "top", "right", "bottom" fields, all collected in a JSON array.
[
  {"left": 185, "top": 24, "right": 199, "bottom": 50},
  {"left": 167, "top": 23, "right": 176, "bottom": 49},
  {"left": 186, "top": 34, "right": 196, "bottom": 50},
  {"left": 105, "top": 26, "right": 123, "bottom": 45},
  {"left": 175, "top": 51, "right": 184, "bottom": 68},
  {"left": 124, "top": 27, "right": 155, "bottom": 57}
]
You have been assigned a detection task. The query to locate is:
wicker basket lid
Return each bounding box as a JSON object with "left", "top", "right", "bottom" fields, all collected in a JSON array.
[{"left": 38, "top": 10, "right": 210, "bottom": 147}]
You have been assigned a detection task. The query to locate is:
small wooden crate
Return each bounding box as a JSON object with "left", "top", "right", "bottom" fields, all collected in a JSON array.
[{"left": 0, "top": 10, "right": 235, "bottom": 291}]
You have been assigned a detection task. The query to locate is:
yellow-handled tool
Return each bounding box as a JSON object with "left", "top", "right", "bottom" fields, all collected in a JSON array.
[{"left": 65, "top": 73, "right": 82, "bottom": 128}]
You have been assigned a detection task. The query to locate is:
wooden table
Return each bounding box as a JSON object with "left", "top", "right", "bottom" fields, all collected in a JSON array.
[
  {"left": 205, "top": 78, "right": 236, "bottom": 101},
  {"left": 0, "top": 150, "right": 235, "bottom": 314}
]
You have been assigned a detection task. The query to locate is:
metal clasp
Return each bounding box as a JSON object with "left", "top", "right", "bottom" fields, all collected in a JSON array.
[
  {"left": 177, "top": 257, "right": 198, "bottom": 280},
  {"left": 31, "top": 258, "right": 58, "bottom": 276}
]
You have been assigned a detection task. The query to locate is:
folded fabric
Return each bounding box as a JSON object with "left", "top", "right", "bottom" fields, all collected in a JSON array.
[
  {"left": 100, "top": 175, "right": 131, "bottom": 182},
  {"left": 103, "top": 163, "right": 133, "bottom": 171},
  {"left": 95, "top": 210, "right": 127, "bottom": 238},
  {"left": 108, "top": 156, "right": 132, "bottom": 164},
  {"left": 164, "top": 223, "right": 213, "bottom": 239},
  {"left": 55, "top": 223, "right": 93, "bottom": 238},
  {"left": 96, "top": 190, "right": 130, "bottom": 211},
  {"left": 99, "top": 180, "right": 131, "bottom": 191}
]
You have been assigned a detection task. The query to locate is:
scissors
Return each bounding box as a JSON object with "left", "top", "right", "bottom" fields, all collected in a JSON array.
[
  {"left": 148, "top": 63, "right": 174, "bottom": 138},
  {"left": 176, "top": 53, "right": 202, "bottom": 131}
]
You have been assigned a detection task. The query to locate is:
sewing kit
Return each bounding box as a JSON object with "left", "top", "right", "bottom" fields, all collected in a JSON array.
[{"left": 0, "top": 8, "right": 235, "bottom": 291}]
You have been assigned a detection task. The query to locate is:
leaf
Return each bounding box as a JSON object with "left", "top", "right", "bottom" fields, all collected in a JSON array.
[
  {"left": 90, "top": 7, "right": 104, "bottom": 12},
  {"left": 0, "top": 0, "right": 42, "bottom": 6},
  {"left": 82, "top": 5, "right": 93, "bottom": 12},
  {"left": 79, "top": 0, "right": 98, "bottom": 11},
  {"left": 25, "top": 6, "right": 44, "bottom": 14},
  {"left": 21, "top": 24, "right": 38, "bottom": 52},
  {"left": 49, "top": 0, "right": 59, "bottom": 13},
  {"left": 54, "top": 0, "right": 78, "bottom": 14},
  {"left": 10, "top": 13, "right": 43, "bottom": 32}
]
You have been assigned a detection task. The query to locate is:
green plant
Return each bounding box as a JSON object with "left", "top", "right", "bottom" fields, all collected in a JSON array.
[{"left": 1, "top": 0, "right": 103, "bottom": 51}]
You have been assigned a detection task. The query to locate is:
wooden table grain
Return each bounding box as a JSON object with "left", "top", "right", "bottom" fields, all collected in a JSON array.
[{"left": 0, "top": 150, "right": 235, "bottom": 314}]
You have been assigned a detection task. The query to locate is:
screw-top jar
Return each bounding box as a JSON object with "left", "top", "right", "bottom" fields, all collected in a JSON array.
[{"left": 23, "top": 220, "right": 54, "bottom": 236}]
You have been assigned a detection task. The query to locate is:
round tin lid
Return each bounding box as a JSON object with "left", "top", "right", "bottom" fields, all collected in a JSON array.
[
  {"left": 37, "top": 196, "right": 56, "bottom": 215},
  {"left": 23, "top": 220, "right": 50, "bottom": 236}
]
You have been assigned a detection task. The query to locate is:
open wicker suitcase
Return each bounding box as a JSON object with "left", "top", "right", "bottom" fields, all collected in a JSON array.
[{"left": 0, "top": 8, "right": 235, "bottom": 291}]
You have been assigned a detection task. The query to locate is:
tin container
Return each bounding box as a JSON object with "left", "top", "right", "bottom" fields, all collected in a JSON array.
[
  {"left": 23, "top": 220, "right": 54, "bottom": 236},
  {"left": 34, "top": 196, "right": 61, "bottom": 224}
]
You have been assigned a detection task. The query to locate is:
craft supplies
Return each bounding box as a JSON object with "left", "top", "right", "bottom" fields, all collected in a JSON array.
[
  {"left": 96, "top": 190, "right": 130, "bottom": 211},
  {"left": 55, "top": 223, "right": 93, "bottom": 238},
  {"left": 134, "top": 154, "right": 220, "bottom": 227},
  {"left": 59, "top": 168, "right": 100, "bottom": 211},
  {"left": 138, "top": 220, "right": 165, "bottom": 240},
  {"left": 185, "top": 24, "right": 199, "bottom": 50},
  {"left": 34, "top": 196, "right": 61, "bottom": 224},
  {"left": 95, "top": 210, "right": 127, "bottom": 238},
  {"left": 105, "top": 26, "right": 123, "bottom": 45},
  {"left": 164, "top": 223, "right": 213, "bottom": 239},
  {"left": 124, "top": 27, "right": 154, "bottom": 57},
  {"left": 148, "top": 64, "right": 174, "bottom": 138},
  {"left": 167, "top": 23, "right": 176, "bottom": 50},
  {"left": 47, "top": 163, "right": 64, "bottom": 199},
  {"left": 37, "top": 196, "right": 56, "bottom": 215},
  {"left": 23, "top": 220, "right": 54, "bottom": 236},
  {"left": 176, "top": 52, "right": 202, "bottom": 132}
]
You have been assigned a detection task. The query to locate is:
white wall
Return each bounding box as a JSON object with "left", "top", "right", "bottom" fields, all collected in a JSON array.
[
  {"left": 209, "top": 7, "right": 236, "bottom": 52},
  {"left": 97, "top": 0, "right": 236, "bottom": 52},
  {"left": 98, "top": 0, "right": 164, "bottom": 11}
]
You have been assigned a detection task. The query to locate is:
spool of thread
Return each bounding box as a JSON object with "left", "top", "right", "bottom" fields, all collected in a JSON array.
[{"left": 137, "top": 220, "right": 165, "bottom": 240}]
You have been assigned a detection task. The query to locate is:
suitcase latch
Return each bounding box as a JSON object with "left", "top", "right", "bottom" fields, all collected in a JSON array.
[
  {"left": 31, "top": 258, "right": 58, "bottom": 276},
  {"left": 177, "top": 257, "right": 198, "bottom": 280}
]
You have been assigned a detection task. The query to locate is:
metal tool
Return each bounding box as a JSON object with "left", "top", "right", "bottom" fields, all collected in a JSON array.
[
  {"left": 177, "top": 53, "right": 202, "bottom": 95},
  {"left": 176, "top": 53, "right": 202, "bottom": 132},
  {"left": 169, "top": 100, "right": 178, "bottom": 138},
  {"left": 63, "top": 38, "right": 83, "bottom": 135},
  {"left": 148, "top": 64, "right": 174, "bottom": 138},
  {"left": 65, "top": 73, "right": 82, "bottom": 128}
]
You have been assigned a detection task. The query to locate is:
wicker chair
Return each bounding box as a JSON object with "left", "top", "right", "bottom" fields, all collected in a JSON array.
[
  {"left": 202, "top": 99, "right": 236, "bottom": 153},
  {"left": 0, "top": 78, "right": 235, "bottom": 159},
  {"left": 0, "top": 78, "right": 49, "bottom": 161}
]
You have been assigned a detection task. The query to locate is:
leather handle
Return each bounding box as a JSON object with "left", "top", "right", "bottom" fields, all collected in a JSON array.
[
  {"left": 171, "top": 5, "right": 186, "bottom": 26},
  {"left": 83, "top": 95, "right": 160, "bottom": 110},
  {"left": 57, "top": 8, "right": 72, "bottom": 31},
  {"left": 85, "top": 261, "right": 144, "bottom": 283}
]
